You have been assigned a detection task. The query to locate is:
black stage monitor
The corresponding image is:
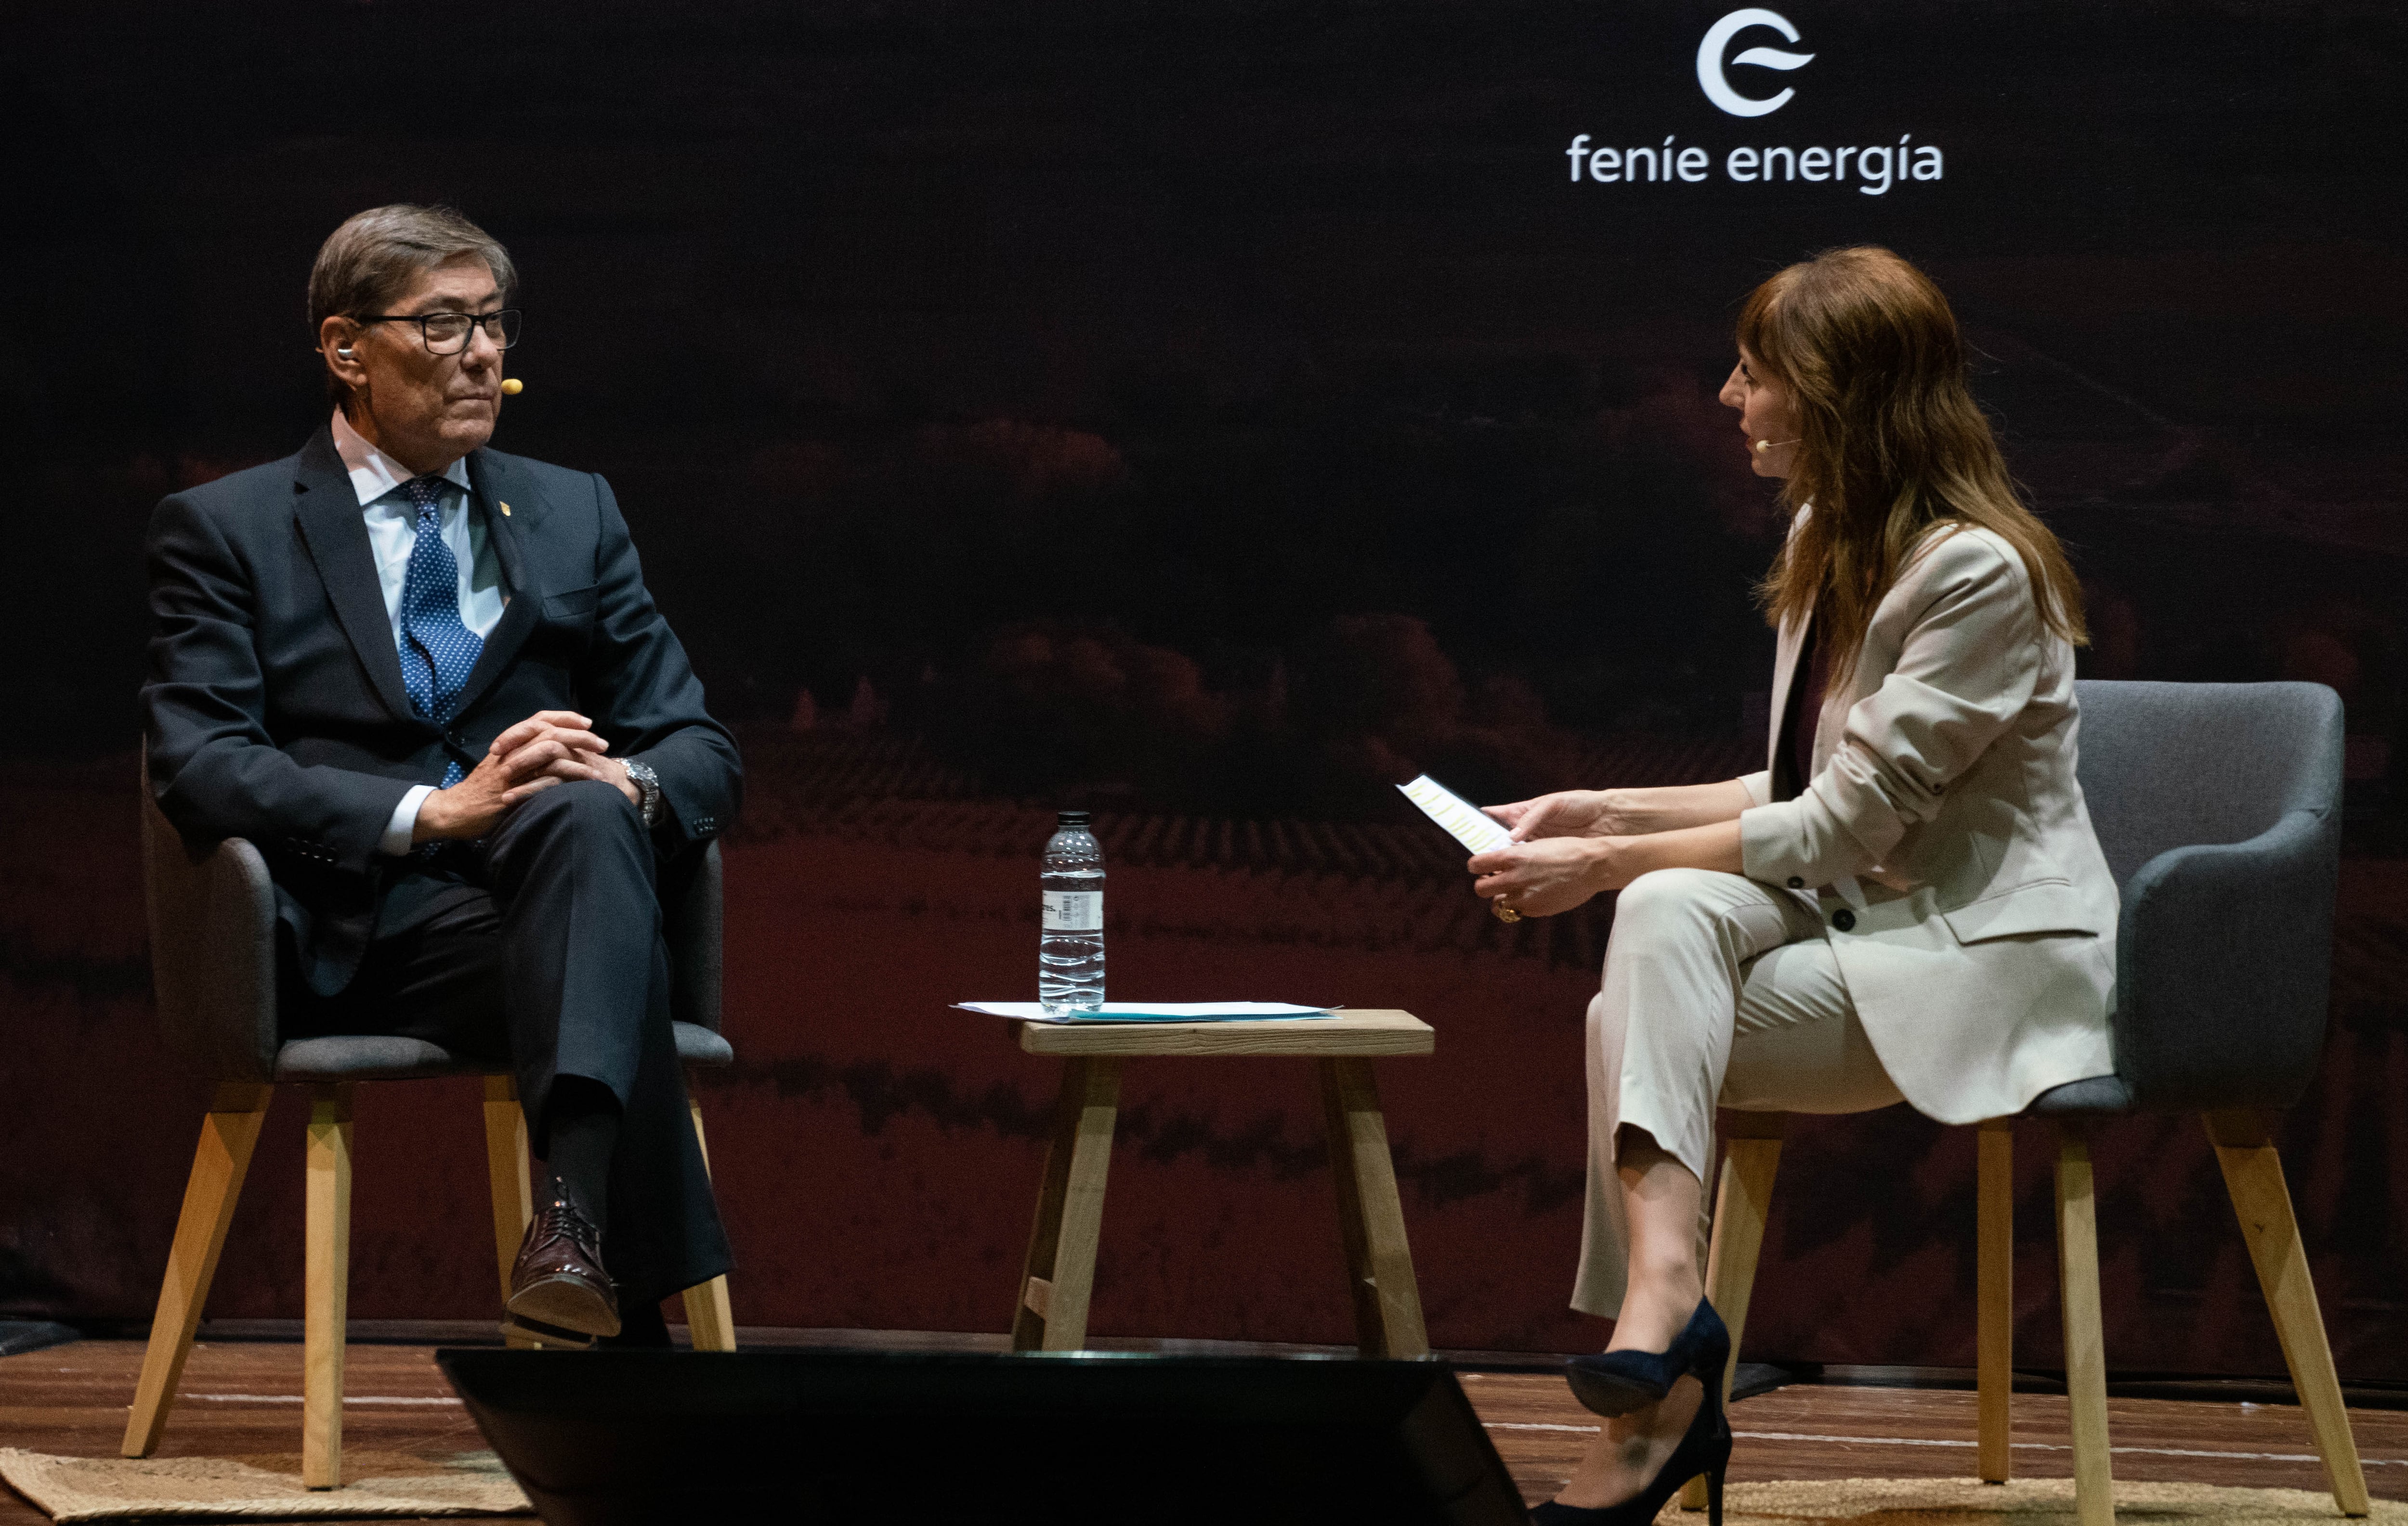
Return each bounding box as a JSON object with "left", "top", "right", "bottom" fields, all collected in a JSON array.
[{"left": 437, "top": 1347, "right": 1528, "bottom": 1525}]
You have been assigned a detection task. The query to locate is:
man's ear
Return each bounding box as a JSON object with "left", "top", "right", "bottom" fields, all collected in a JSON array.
[{"left": 319, "top": 315, "right": 370, "bottom": 393}]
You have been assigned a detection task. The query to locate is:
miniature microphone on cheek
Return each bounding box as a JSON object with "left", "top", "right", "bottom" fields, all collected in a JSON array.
[
  {"left": 1753, "top": 437, "right": 1798, "bottom": 454},
  {"left": 500, "top": 378, "right": 523, "bottom": 395}
]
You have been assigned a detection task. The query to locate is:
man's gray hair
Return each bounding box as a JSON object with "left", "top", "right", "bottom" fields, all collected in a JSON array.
[{"left": 309, "top": 204, "right": 516, "bottom": 410}]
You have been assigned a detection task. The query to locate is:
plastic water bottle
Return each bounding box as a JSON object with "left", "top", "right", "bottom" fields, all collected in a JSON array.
[{"left": 1040, "top": 810, "right": 1106, "bottom": 1013}]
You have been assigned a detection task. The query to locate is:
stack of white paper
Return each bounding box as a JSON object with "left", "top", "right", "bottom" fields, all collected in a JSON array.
[{"left": 952, "top": 1001, "right": 1336, "bottom": 1025}]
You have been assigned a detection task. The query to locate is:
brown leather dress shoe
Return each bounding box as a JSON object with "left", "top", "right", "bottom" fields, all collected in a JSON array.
[{"left": 503, "top": 1190, "right": 621, "bottom": 1347}]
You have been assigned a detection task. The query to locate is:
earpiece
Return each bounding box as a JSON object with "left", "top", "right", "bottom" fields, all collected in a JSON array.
[{"left": 337, "top": 345, "right": 353, "bottom": 358}]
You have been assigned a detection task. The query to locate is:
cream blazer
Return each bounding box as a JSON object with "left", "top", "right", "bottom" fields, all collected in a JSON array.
[{"left": 1736, "top": 523, "right": 2117, "bottom": 1124}]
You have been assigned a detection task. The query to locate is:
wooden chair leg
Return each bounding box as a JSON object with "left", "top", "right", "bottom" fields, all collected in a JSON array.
[
  {"left": 480, "top": 1076, "right": 543, "bottom": 1351},
  {"left": 679, "top": 1093, "right": 738, "bottom": 1353},
  {"left": 1318, "top": 1057, "right": 1430, "bottom": 1359},
  {"left": 2205, "top": 1111, "right": 2370, "bottom": 1516},
  {"left": 301, "top": 1083, "right": 355, "bottom": 1489},
  {"left": 2053, "top": 1122, "right": 2113, "bottom": 1526},
  {"left": 1978, "top": 1118, "right": 2015, "bottom": 1483},
  {"left": 1683, "top": 1112, "right": 1783, "bottom": 1511},
  {"left": 121, "top": 1083, "right": 272, "bottom": 1458},
  {"left": 1010, "top": 1056, "right": 1121, "bottom": 1353},
  {"left": 1702, "top": 1113, "right": 1785, "bottom": 1399}
]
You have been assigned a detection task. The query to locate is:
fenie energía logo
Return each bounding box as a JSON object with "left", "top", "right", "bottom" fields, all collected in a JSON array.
[
  {"left": 1559, "top": 6, "right": 1942, "bottom": 195},
  {"left": 1696, "top": 9, "right": 1815, "bottom": 117}
]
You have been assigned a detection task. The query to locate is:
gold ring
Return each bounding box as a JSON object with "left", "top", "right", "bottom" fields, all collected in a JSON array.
[{"left": 1492, "top": 900, "right": 1522, "bottom": 923}]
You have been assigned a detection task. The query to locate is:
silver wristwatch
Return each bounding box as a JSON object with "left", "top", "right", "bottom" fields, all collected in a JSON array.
[{"left": 621, "top": 757, "right": 663, "bottom": 828}]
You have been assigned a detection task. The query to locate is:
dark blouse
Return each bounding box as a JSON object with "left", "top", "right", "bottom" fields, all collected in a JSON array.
[
  {"left": 1791, "top": 616, "right": 1835, "bottom": 796},
  {"left": 1773, "top": 614, "right": 1836, "bottom": 803}
]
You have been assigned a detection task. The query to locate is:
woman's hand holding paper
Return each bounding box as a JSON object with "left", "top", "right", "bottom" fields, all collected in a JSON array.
[
  {"left": 1468, "top": 837, "right": 1611, "bottom": 917},
  {"left": 1486, "top": 779, "right": 1756, "bottom": 843},
  {"left": 1485, "top": 790, "right": 1612, "bottom": 841},
  {"left": 1470, "top": 815, "right": 1750, "bottom": 918}
]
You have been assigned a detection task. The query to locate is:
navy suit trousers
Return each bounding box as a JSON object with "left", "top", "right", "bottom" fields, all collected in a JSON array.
[{"left": 281, "top": 780, "right": 732, "bottom": 1304}]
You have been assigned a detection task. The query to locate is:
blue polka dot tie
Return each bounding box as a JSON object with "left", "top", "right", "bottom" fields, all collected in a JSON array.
[{"left": 396, "top": 476, "right": 484, "bottom": 786}]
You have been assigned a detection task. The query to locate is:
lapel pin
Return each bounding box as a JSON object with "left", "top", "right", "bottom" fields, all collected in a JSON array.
[{"left": 499, "top": 501, "right": 511, "bottom": 516}]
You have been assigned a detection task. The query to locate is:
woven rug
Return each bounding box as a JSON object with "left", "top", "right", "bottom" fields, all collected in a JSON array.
[
  {"left": 0, "top": 1448, "right": 531, "bottom": 1522},
  {"left": 1706, "top": 1477, "right": 2406, "bottom": 1525}
]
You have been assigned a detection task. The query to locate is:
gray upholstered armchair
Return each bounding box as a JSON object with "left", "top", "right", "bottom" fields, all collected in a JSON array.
[
  {"left": 1694, "top": 681, "right": 2368, "bottom": 1526},
  {"left": 124, "top": 763, "right": 738, "bottom": 1489}
]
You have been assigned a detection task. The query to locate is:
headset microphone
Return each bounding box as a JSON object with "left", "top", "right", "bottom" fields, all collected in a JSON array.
[
  {"left": 500, "top": 378, "right": 523, "bottom": 395},
  {"left": 1753, "top": 438, "right": 1798, "bottom": 454}
]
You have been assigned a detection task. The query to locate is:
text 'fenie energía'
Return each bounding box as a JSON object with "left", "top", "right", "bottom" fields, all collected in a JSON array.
[{"left": 1564, "top": 134, "right": 1944, "bottom": 195}]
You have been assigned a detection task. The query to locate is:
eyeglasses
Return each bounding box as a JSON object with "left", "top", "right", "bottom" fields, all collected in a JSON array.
[{"left": 354, "top": 308, "right": 523, "bottom": 355}]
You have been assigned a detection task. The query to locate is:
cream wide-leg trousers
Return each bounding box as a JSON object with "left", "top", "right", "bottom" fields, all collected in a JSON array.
[{"left": 1570, "top": 867, "right": 1906, "bottom": 1319}]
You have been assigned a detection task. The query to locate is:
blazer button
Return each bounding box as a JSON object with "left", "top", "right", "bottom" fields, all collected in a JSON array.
[
  {"left": 1832, "top": 909, "right": 1857, "bottom": 932},
  {"left": 1787, "top": 876, "right": 1805, "bottom": 889}
]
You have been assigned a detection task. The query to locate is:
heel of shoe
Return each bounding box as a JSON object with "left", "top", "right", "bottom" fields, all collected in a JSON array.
[{"left": 1697, "top": 1370, "right": 1735, "bottom": 1526}]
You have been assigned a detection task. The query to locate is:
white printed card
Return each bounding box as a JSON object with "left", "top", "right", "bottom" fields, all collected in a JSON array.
[{"left": 1396, "top": 774, "right": 1512, "bottom": 855}]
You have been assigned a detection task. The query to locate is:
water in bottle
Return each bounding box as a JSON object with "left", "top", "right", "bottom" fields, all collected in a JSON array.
[{"left": 1040, "top": 809, "right": 1105, "bottom": 1013}]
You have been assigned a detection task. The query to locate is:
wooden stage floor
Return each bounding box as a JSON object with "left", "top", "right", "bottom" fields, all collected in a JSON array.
[{"left": 3, "top": 1337, "right": 2403, "bottom": 1522}]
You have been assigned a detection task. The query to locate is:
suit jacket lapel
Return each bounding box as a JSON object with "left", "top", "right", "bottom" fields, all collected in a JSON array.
[
  {"left": 291, "top": 428, "right": 424, "bottom": 727},
  {"left": 448, "top": 448, "right": 539, "bottom": 723}
]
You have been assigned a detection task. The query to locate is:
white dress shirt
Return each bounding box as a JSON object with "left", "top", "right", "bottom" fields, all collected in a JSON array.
[{"left": 328, "top": 411, "right": 509, "bottom": 855}]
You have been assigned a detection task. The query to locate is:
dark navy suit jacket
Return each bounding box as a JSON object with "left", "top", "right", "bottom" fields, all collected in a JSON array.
[{"left": 142, "top": 425, "right": 741, "bottom": 997}]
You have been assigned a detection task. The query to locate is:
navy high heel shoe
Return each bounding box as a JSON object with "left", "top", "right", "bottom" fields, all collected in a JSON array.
[
  {"left": 1565, "top": 1297, "right": 1729, "bottom": 1417},
  {"left": 1528, "top": 1354, "right": 1732, "bottom": 1526}
]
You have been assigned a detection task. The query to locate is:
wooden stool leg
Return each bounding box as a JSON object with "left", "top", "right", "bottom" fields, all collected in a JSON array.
[
  {"left": 1011, "top": 1056, "right": 1121, "bottom": 1353},
  {"left": 1683, "top": 1113, "right": 1783, "bottom": 1511},
  {"left": 680, "top": 1093, "right": 739, "bottom": 1353},
  {"left": 1319, "top": 1057, "right": 1430, "bottom": 1359},
  {"left": 2205, "top": 1111, "right": 2370, "bottom": 1516},
  {"left": 2053, "top": 1122, "right": 2112, "bottom": 1526},
  {"left": 1978, "top": 1118, "right": 2015, "bottom": 1483},
  {"left": 122, "top": 1083, "right": 272, "bottom": 1458},
  {"left": 480, "top": 1076, "right": 542, "bottom": 1351},
  {"left": 302, "top": 1083, "right": 355, "bottom": 1489}
]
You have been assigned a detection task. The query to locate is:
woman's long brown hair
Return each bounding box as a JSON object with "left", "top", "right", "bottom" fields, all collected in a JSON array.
[{"left": 1741, "top": 246, "right": 2085, "bottom": 678}]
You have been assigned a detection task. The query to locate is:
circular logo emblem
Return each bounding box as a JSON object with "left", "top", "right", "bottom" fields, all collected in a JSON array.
[{"left": 1696, "top": 8, "right": 1817, "bottom": 117}]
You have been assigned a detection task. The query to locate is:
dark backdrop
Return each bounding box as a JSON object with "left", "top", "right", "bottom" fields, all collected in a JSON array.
[{"left": 2, "top": 0, "right": 2403, "bottom": 1376}]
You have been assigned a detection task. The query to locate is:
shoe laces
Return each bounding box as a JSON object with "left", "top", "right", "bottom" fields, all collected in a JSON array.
[{"left": 531, "top": 1189, "right": 600, "bottom": 1245}]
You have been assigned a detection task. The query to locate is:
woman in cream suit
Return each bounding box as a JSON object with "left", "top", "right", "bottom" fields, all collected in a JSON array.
[{"left": 1472, "top": 247, "right": 2115, "bottom": 1526}]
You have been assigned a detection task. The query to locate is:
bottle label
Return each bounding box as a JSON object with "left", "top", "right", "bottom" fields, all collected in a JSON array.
[{"left": 1042, "top": 891, "right": 1103, "bottom": 931}]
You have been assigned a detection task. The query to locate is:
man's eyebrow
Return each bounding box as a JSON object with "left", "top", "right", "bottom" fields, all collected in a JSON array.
[{"left": 401, "top": 290, "right": 504, "bottom": 314}]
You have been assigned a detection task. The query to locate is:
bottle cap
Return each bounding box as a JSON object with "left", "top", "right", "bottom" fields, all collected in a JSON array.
[{"left": 1056, "top": 809, "right": 1092, "bottom": 827}]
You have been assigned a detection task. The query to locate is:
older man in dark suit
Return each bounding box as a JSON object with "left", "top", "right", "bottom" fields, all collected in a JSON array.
[{"left": 143, "top": 204, "right": 737, "bottom": 1346}]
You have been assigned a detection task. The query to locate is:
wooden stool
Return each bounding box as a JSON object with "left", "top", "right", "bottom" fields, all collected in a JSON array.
[
  {"left": 121, "top": 1074, "right": 737, "bottom": 1489},
  {"left": 1005, "top": 1008, "right": 1435, "bottom": 1357}
]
